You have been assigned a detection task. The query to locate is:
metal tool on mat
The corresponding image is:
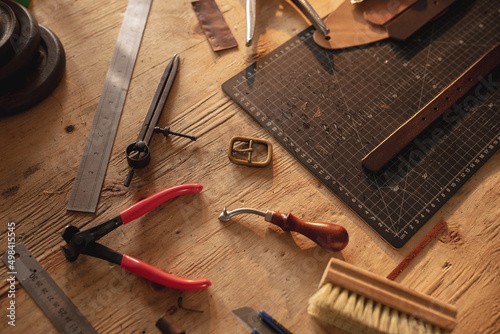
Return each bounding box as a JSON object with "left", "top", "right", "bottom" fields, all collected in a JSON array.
[
  {"left": 245, "top": 0, "right": 329, "bottom": 46},
  {"left": 67, "top": 0, "right": 152, "bottom": 213},
  {"left": 219, "top": 207, "right": 348, "bottom": 251},
  {"left": 124, "top": 54, "right": 196, "bottom": 187},
  {"left": 2, "top": 243, "right": 98, "bottom": 334},
  {"left": 62, "top": 184, "right": 211, "bottom": 290}
]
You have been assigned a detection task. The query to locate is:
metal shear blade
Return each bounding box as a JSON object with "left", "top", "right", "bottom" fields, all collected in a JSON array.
[{"left": 245, "top": 0, "right": 329, "bottom": 46}]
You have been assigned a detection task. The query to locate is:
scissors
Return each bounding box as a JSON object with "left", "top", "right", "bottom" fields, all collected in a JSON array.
[{"left": 246, "top": 0, "right": 329, "bottom": 46}]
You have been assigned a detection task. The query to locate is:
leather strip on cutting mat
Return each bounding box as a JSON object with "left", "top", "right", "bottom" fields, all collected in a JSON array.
[
  {"left": 222, "top": 0, "right": 499, "bottom": 248},
  {"left": 192, "top": 0, "right": 237, "bottom": 52}
]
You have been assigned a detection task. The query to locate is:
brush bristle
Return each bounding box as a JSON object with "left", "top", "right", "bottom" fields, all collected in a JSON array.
[{"left": 307, "top": 283, "right": 450, "bottom": 334}]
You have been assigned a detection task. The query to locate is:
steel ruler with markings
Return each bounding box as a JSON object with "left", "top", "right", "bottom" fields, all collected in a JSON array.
[
  {"left": 2, "top": 243, "right": 97, "bottom": 333},
  {"left": 222, "top": 0, "right": 500, "bottom": 248},
  {"left": 67, "top": 0, "right": 152, "bottom": 213}
]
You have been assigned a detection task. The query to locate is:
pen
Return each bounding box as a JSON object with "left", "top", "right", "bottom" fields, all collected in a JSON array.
[{"left": 258, "top": 310, "right": 293, "bottom": 334}]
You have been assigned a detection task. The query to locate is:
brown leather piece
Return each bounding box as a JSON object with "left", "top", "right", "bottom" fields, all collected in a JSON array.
[
  {"left": 314, "top": 0, "right": 388, "bottom": 50},
  {"left": 191, "top": 0, "right": 238, "bottom": 52},
  {"left": 362, "top": 0, "right": 419, "bottom": 26},
  {"left": 385, "top": 0, "right": 457, "bottom": 40}
]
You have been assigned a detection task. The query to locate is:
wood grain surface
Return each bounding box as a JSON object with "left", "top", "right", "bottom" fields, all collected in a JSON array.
[{"left": 0, "top": 0, "right": 498, "bottom": 333}]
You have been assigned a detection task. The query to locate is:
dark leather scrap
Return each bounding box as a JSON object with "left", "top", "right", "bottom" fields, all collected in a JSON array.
[{"left": 192, "top": 0, "right": 238, "bottom": 51}]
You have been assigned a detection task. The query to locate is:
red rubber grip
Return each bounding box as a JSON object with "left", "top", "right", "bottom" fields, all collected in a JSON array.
[
  {"left": 120, "top": 184, "right": 203, "bottom": 224},
  {"left": 121, "top": 255, "right": 211, "bottom": 290}
]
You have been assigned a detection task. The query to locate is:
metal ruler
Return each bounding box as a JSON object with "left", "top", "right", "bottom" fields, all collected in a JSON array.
[
  {"left": 67, "top": 0, "right": 152, "bottom": 213},
  {"left": 2, "top": 243, "right": 97, "bottom": 333}
]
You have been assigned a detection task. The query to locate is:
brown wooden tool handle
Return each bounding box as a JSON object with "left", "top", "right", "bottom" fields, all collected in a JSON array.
[{"left": 270, "top": 212, "right": 349, "bottom": 251}]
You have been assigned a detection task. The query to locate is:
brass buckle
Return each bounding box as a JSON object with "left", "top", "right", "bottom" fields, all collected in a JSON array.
[{"left": 228, "top": 136, "right": 273, "bottom": 167}]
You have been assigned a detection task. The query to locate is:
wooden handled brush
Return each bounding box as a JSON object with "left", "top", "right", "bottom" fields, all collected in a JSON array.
[{"left": 308, "top": 258, "right": 457, "bottom": 334}]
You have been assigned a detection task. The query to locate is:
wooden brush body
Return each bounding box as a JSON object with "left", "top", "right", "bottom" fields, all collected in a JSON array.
[{"left": 308, "top": 258, "right": 457, "bottom": 333}]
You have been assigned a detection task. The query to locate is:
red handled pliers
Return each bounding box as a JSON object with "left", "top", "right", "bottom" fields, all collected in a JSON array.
[{"left": 61, "top": 184, "right": 211, "bottom": 290}]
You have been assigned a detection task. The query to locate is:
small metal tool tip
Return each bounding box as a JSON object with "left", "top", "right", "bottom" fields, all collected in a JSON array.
[
  {"left": 218, "top": 208, "right": 231, "bottom": 222},
  {"left": 60, "top": 245, "right": 79, "bottom": 262}
]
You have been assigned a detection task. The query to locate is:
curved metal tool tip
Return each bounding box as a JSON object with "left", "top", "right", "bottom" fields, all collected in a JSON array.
[
  {"left": 218, "top": 208, "right": 231, "bottom": 222},
  {"left": 218, "top": 207, "right": 268, "bottom": 222}
]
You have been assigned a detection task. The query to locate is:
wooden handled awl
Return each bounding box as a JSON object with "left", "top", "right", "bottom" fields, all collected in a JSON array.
[{"left": 218, "top": 208, "right": 349, "bottom": 251}]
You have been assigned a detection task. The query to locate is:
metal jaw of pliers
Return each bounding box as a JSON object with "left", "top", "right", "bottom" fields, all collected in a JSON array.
[
  {"left": 246, "top": 0, "right": 329, "bottom": 46},
  {"left": 61, "top": 184, "right": 211, "bottom": 291}
]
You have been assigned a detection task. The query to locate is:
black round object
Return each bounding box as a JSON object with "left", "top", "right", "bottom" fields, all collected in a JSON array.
[
  {"left": 0, "top": 24, "right": 66, "bottom": 116},
  {"left": 0, "top": 0, "right": 40, "bottom": 80},
  {"left": 0, "top": 1, "right": 20, "bottom": 62},
  {"left": 126, "top": 141, "right": 151, "bottom": 169}
]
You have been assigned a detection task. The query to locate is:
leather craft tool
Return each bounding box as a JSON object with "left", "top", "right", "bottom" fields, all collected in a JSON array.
[
  {"left": 2, "top": 243, "right": 98, "bottom": 333},
  {"left": 191, "top": 0, "right": 238, "bottom": 52},
  {"left": 313, "top": 0, "right": 456, "bottom": 50},
  {"left": 124, "top": 54, "right": 196, "bottom": 187},
  {"left": 362, "top": 43, "right": 500, "bottom": 173},
  {"left": 245, "top": 0, "right": 328, "bottom": 46},
  {"left": 232, "top": 307, "right": 293, "bottom": 334},
  {"left": 219, "top": 207, "right": 348, "bottom": 251},
  {"left": 61, "top": 184, "right": 212, "bottom": 290},
  {"left": 228, "top": 136, "right": 273, "bottom": 167},
  {"left": 67, "top": 0, "right": 152, "bottom": 213},
  {"left": 307, "top": 258, "right": 457, "bottom": 333},
  {"left": 222, "top": 0, "right": 499, "bottom": 248}
]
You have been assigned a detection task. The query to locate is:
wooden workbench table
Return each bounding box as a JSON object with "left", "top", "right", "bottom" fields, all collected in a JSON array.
[{"left": 0, "top": 0, "right": 498, "bottom": 333}]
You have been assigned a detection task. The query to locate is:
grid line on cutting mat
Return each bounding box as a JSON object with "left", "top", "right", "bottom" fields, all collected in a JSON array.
[{"left": 222, "top": 0, "right": 500, "bottom": 248}]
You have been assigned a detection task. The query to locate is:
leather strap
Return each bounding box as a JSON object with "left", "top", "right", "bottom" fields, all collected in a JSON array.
[
  {"left": 386, "top": 0, "right": 457, "bottom": 40},
  {"left": 192, "top": 0, "right": 238, "bottom": 52},
  {"left": 362, "top": 43, "right": 500, "bottom": 173}
]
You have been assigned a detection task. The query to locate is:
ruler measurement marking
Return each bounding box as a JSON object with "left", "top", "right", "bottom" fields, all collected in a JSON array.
[{"left": 2, "top": 244, "right": 97, "bottom": 333}]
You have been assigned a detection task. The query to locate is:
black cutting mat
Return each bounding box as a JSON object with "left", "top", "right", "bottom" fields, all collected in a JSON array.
[{"left": 222, "top": 0, "right": 500, "bottom": 248}]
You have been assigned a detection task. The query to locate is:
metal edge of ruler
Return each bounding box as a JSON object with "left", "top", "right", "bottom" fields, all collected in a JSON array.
[
  {"left": 67, "top": 0, "right": 153, "bottom": 213},
  {"left": 2, "top": 243, "right": 98, "bottom": 334}
]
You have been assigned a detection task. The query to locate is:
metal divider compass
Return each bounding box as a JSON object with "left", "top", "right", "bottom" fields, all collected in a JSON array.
[{"left": 124, "top": 54, "right": 196, "bottom": 187}]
